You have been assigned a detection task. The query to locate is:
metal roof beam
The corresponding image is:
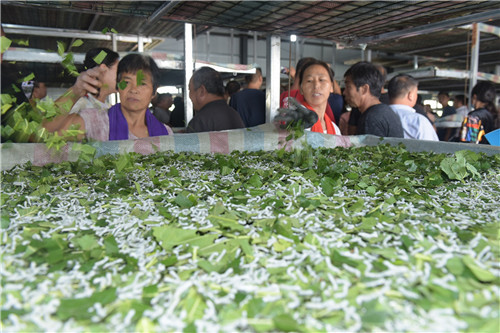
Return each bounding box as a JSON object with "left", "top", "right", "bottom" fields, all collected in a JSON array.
[
  {"left": 139, "top": 1, "right": 181, "bottom": 34},
  {"left": 401, "top": 36, "right": 498, "bottom": 55},
  {"left": 1, "top": 24, "right": 160, "bottom": 43},
  {"left": 460, "top": 23, "right": 500, "bottom": 37},
  {"left": 350, "top": 10, "right": 500, "bottom": 46}
]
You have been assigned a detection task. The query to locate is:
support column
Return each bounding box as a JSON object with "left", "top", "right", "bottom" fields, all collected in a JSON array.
[
  {"left": 332, "top": 42, "right": 336, "bottom": 70},
  {"left": 112, "top": 33, "right": 117, "bottom": 52},
  {"left": 265, "top": 35, "right": 281, "bottom": 123},
  {"left": 230, "top": 29, "right": 234, "bottom": 64},
  {"left": 298, "top": 39, "right": 305, "bottom": 60},
  {"left": 296, "top": 37, "right": 301, "bottom": 64},
  {"left": 469, "top": 23, "right": 480, "bottom": 102},
  {"left": 239, "top": 33, "right": 248, "bottom": 65},
  {"left": 138, "top": 35, "right": 144, "bottom": 52},
  {"left": 206, "top": 31, "right": 210, "bottom": 62},
  {"left": 253, "top": 31, "right": 258, "bottom": 64},
  {"left": 360, "top": 44, "right": 367, "bottom": 61},
  {"left": 110, "top": 33, "right": 118, "bottom": 105},
  {"left": 184, "top": 23, "right": 194, "bottom": 126}
]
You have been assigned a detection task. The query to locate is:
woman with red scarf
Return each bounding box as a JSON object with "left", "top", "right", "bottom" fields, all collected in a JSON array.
[{"left": 298, "top": 60, "right": 341, "bottom": 135}]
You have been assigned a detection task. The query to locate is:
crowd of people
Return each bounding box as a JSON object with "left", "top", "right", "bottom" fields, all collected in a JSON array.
[{"left": 2, "top": 48, "right": 499, "bottom": 145}]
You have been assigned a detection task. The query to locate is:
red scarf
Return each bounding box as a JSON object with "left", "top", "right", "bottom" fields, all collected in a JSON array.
[{"left": 301, "top": 101, "right": 337, "bottom": 135}]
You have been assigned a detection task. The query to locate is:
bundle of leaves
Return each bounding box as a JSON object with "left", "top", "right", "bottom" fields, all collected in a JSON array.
[
  {"left": 1, "top": 145, "right": 499, "bottom": 332},
  {"left": 1, "top": 37, "right": 108, "bottom": 146}
]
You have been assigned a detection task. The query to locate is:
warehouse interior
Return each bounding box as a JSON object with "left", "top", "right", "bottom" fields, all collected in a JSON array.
[
  {"left": 1, "top": 3, "right": 500, "bottom": 331},
  {"left": 2, "top": 1, "right": 500, "bottom": 94}
]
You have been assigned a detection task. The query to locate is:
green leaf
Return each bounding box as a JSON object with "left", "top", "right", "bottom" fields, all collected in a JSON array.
[
  {"left": 22, "top": 72, "right": 35, "bottom": 82},
  {"left": 175, "top": 193, "right": 195, "bottom": 209},
  {"left": 272, "top": 313, "right": 299, "bottom": 332},
  {"left": 366, "top": 185, "right": 377, "bottom": 195},
  {"left": 72, "top": 234, "right": 99, "bottom": 251},
  {"left": 183, "top": 288, "right": 207, "bottom": 322},
  {"left": 136, "top": 70, "right": 144, "bottom": 86},
  {"left": 93, "top": 50, "right": 108, "bottom": 65},
  {"left": 1, "top": 214, "right": 10, "bottom": 229},
  {"left": 247, "top": 174, "right": 263, "bottom": 188},
  {"left": 320, "top": 176, "right": 336, "bottom": 196},
  {"left": 462, "top": 256, "right": 495, "bottom": 282},
  {"left": 57, "top": 297, "right": 95, "bottom": 320},
  {"left": 359, "top": 217, "right": 377, "bottom": 231},
  {"left": 118, "top": 80, "right": 127, "bottom": 90},
  {"left": 57, "top": 287, "right": 117, "bottom": 320},
  {"left": 183, "top": 322, "right": 197, "bottom": 333},
  {"left": 13, "top": 38, "right": 29, "bottom": 46},
  {"left": 116, "top": 153, "right": 132, "bottom": 172},
  {"left": 361, "top": 308, "right": 388, "bottom": 327},
  {"left": 136, "top": 317, "right": 156, "bottom": 333},
  {"left": 1, "top": 36, "right": 12, "bottom": 53},
  {"left": 103, "top": 235, "right": 119, "bottom": 256},
  {"left": 57, "top": 41, "right": 66, "bottom": 56},
  {"left": 71, "top": 39, "right": 84, "bottom": 48},
  {"left": 208, "top": 214, "right": 245, "bottom": 232},
  {"left": 2, "top": 103, "right": 12, "bottom": 115},
  {"left": 152, "top": 226, "right": 217, "bottom": 251},
  {"left": 331, "top": 250, "right": 358, "bottom": 267}
]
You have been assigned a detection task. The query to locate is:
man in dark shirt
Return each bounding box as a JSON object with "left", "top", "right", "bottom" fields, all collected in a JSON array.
[
  {"left": 343, "top": 61, "right": 403, "bottom": 138},
  {"left": 437, "top": 91, "right": 458, "bottom": 141},
  {"left": 438, "top": 91, "right": 456, "bottom": 117},
  {"left": 151, "top": 93, "right": 172, "bottom": 125},
  {"left": 347, "top": 64, "right": 390, "bottom": 135},
  {"left": 187, "top": 67, "right": 245, "bottom": 133},
  {"left": 229, "top": 68, "right": 266, "bottom": 127}
]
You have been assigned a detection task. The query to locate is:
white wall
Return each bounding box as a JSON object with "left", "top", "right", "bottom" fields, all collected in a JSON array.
[{"left": 153, "top": 30, "right": 364, "bottom": 84}]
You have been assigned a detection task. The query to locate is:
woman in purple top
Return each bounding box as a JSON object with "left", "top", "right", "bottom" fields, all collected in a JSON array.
[{"left": 43, "top": 53, "right": 172, "bottom": 141}]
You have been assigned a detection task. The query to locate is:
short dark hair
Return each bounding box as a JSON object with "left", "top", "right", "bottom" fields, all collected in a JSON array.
[
  {"left": 116, "top": 53, "right": 161, "bottom": 93},
  {"left": 344, "top": 61, "right": 384, "bottom": 98},
  {"left": 454, "top": 94, "right": 468, "bottom": 105},
  {"left": 438, "top": 91, "right": 449, "bottom": 98},
  {"left": 298, "top": 59, "right": 334, "bottom": 85},
  {"left": 157, "top": 93, "right": 172, "bottom": 102},
  {"left": 191, "top": 67, "right": 224, "bottom": 97},
  {"left": 84, "top": 48, "right": 119, "bottom": 70},
  {"left": 471, "top": 81, "right": 497, "bottom": 116},
  {"left": 245, "top": 67, "right": 262, "bottom": 84},
  {"left": 388, "top": 74, "right": 418, "bottom": 100},
  {"left": 295, "top": 57, "right": 316, "bottom": 81},
  {"left": 225, "top": 80, "right": 241, "bottom": 96},
  {"left": 374, "top": 64, "right": 387, "bottom": 82}
]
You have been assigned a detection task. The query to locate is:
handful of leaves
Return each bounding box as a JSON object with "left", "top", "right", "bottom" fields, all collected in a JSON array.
[{"left": 274, "top": 97, "right": 319, "bottom": 129}]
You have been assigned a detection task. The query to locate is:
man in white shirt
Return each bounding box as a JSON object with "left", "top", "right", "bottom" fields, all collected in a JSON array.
[
  {"left": 453, "top": 94, "right": 469, "bottom": 119},
  {"left": 388, "top": 74, "right": 439, "bottom": 141}
]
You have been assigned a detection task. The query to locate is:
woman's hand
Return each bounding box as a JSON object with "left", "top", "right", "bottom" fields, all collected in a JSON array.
[
  {"left": 54, "top": 66, "right": 106, "bottom": 114},
  {"left": 71, "top": 66, "right": 105, "bottom": 98}
]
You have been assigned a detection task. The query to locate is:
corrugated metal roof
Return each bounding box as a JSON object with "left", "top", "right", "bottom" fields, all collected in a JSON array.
[
  {"left": 3, "top": 1, "right": 499, "bottom": 44},
  {"left": 2, "top": 1, "right": 500, "bottom": 90}
]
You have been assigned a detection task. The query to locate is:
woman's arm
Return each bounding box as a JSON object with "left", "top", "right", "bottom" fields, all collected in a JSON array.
[
  {"left": 54, "top": 66, "right": 104, "bottom": 113},
  {"left": 42, "top": 113, "right": 87, "bottom": 141},
  {"left": 43, "top": 67, "right": 106, "bottom": 141}
]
